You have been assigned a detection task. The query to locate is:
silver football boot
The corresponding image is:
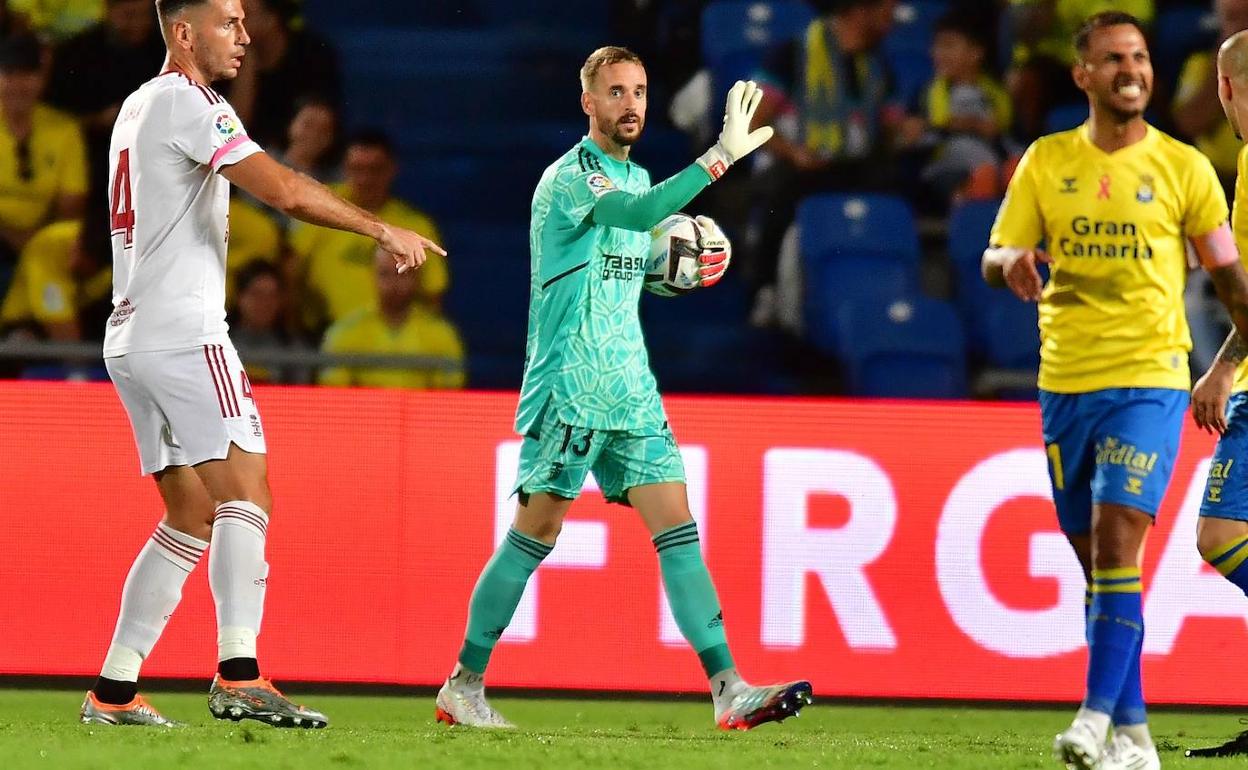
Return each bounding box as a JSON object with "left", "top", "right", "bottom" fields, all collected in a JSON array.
[
  {"left": 716, "top": 680, "right": 813, "bottom": 731},
  {"left": 80, "top": 691, "right": 181, "bottom": 727},
  {"left": 208, "top": 675, "right": 328, "bottom": 728}
]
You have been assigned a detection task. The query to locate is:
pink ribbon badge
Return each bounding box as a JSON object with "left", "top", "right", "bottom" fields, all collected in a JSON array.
[{"left": 1097, "top": 174, "right": 1111, "bottom": 200}]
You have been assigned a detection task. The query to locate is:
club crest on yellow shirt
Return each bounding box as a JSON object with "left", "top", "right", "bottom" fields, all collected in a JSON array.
[{"left": 1136, "top": 175, "right": 1154, "bottom": 204}]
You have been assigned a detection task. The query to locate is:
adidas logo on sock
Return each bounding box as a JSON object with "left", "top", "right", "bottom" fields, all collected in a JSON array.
[{"left": 707, "top": 611, "right": 724, "bottom": 629}]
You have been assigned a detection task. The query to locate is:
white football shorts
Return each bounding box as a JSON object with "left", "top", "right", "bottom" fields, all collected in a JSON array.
[{"left": 106, "top": 343, "right": 266, "bottom": 475}]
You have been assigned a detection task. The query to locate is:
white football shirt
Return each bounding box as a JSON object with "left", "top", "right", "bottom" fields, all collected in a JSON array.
[{"left": 103, "top": 70, "right": 263, "bottom": 356}]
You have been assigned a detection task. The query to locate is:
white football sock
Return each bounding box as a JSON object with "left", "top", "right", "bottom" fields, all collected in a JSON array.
[
  {"left": 100, "top": 644, "right": 144, "bottom": 682},
  {"left": 217, "top": 626, "right": 258, "bottom": 664},
  {"left": 102, "top": 522, "right": 207, "bottom": 681},
  {"left": 448, "top": 662, "right": 485, "bottom": 693},
  {"left": 1075, "top": 706, "right": 1112, "bottom": 743},
  {"left": 710, "top": 668, "right": 745, "bottom": 716},
  {"left": 209, "top": 501, "right": 269, "bottom": 662},
  {"left": 1117, "top": 722, "right": 1153, "bottom": 749}
]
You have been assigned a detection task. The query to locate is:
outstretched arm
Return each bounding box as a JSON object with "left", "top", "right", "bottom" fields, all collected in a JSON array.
[
  {"left": 591, "top": 165, "right": 710, "bottom": 231},
  {"left": 221, "top": 152, "right": 445, "bottom": 272},
  {"left": 591, "top": 80, "right": 773, "bottom": 232}
]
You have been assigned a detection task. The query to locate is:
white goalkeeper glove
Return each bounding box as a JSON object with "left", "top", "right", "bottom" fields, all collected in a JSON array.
[
  {"left": 694, "top": 215, "right": 731, "bottom": 287},
  {"left": 696, "top": 80, "right": 774, "bottom": 181}
]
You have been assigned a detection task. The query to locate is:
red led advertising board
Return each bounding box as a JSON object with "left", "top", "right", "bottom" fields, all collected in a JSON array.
[{"left": 1, "top": 382, "right": 1242, "bottom": 704}]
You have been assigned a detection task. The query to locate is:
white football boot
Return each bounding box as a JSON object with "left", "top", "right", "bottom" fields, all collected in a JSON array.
[
  {"left": 1053, "top": 719, "right": 1107, "bottom": 770},
  {"left": 434, "top": 680, "right": 514, "bottom": 728},
  {"left": 1100, "top": 732, "right": 1161, "bottom": 770}
]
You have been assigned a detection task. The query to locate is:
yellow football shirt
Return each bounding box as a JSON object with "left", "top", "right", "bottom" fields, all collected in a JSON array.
[
  {"left": 0, "top": 104, "right": 88, "bottom": 234},
  {"left": 290, "top": 186, "right": 448, "bottom": 329},
  {"left": 1230, "top": 145, "right": 1248, "bottom": 394},
  {"left": 318, "top": 306, "right": 466, "bottom": 390},
  {"left": 991, "top": 124, "right": 1227, "bottom": 393},
  {"left": 0, "top": 219, "right": 109, "bottom": 328}
]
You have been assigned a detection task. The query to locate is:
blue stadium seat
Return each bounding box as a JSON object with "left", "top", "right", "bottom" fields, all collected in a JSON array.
[
  {"left": 882, "top": 1, "right": 948, "bottom": 104},
  {"left": 984, "top": 295, "right": 1040, "bottom": 370},
  {"left": 701, "top": 1, "right": 817, "bottom": 66},
  {"left": 946, "top": 199, "right": 1050, "bottom": 361},
  {"left": 307, "top": 0, "right": 606, "bottom": 38},
  {"left": 981, "top": 296, "right": 1040, "bottom": 400},
  {"left": 1153, "top": 6, "right": 1216, "bottom": 88},
  {"left": 837, "top": 296, "right": 968, "bottom": 398},
  {"left": 947, "top": 200, "right": 1000, "bottom": 279},
  {"left": 884, "top": 0, "right": 949, "bottom": 57},
  {"left": 439, "top": 222, "right": 530, "bottom": 389},
  {"left": 392, "top": 152, "right": 544, "bottom": 225},
  {"left": 947, "top": 199, "right": 1001, "bottom": 349},
  {"left": 701, "top": 1, "right": 816, "bottom": 103},
  {"left": 342, "top": 65, "right": 571, "bottom": 130},
  {"left": 888, "top": 48, "right": 934, "bottom": 106},
  {"left": 389, "top": 121, "right": 584, "bottom": 159},
  {"left": 1044, "top": 103, "right": 1087, "bottom": 134},
  {"left": 647, "top": 323, "right": 768, "bottom": 394},
  {"left": 797, "top": 193, "right": 921, "bottom": 266},
  {"left": 475, "top": 0, "right": 607, "bottom": 39},
  {"left": 803, "top": 255, "right": 918, "bottom": 356},
  {"left": 334, "top": 29, "right": 511, "bottom": 75},
  {"left": 303, "top": 0, "right": 481, "bottom": 29},
  {"left": 641, "top": 273, "right": 749, "bottom": 329}
]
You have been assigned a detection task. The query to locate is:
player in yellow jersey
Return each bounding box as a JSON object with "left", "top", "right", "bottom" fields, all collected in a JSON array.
[
  {"left": 983, "top": 12, "right": 1248, "bottom": 770},
  {"left": 1186, "top": 28, "right": 1248, "bottom": 760}
]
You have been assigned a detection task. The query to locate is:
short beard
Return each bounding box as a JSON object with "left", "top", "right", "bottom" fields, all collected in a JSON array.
[
  {"left": 598, "top": 115, "right": 643, "bottom": 146},
  {"left": 1105, "top": 104, "right": 1144, "bottom": 124},
  {"left": 611, "top": 128, "right": 642, "bottom": 146},
  {"left": 1094, "top": 93, "right": 1145, "bottom": 125}
]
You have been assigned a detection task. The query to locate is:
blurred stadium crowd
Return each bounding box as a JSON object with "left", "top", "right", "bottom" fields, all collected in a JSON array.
[{"left": 0, "top": 0, "right": 1233, "bottom": 399}]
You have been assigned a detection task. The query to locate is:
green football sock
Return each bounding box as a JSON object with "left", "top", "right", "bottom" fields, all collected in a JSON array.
[
  {"left": 457, "top": 529, "right": 552, "bottom": 673},
  {"left": 653, "top": 521, "right": 735, "bottom": 677}
]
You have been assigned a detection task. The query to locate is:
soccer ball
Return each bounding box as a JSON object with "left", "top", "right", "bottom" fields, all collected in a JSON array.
[{"left": 644, "top": 214, "right": 729, "bottom": 297}]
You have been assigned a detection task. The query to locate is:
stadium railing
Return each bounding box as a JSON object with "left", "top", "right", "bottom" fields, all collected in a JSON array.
[{"left": 0, "top": 340, "right": 464, "bottom": 376}]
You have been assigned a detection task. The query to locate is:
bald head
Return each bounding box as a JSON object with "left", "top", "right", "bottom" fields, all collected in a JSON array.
[
  {"left": 1218, "top": 31, "right": 1248, "bottom": 139},
  {"left": 1220, "top": 30, "right": 1248, "bottom": 84}
]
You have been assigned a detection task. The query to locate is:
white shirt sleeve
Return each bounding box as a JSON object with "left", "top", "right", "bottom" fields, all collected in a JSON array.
[{"left": 171, "top": 88, "right": 263, "bottom": 172}]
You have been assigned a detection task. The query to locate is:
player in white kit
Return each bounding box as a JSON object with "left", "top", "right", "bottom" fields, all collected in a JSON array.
[{"left": 79, "top": 0, "right": 444, "bottom": 728}]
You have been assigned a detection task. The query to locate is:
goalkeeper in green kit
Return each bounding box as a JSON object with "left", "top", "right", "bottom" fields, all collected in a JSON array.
[{"left": 435, "top": 46, "right": 812, "bottom": 730}]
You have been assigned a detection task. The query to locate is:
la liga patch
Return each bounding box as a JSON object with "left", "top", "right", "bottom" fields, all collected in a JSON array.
[
  {"left": 213, "top": 111, "right": 240, "bottom": 139},
  {"left": 586, "top": 172, "right": 615, "bottom": 197}
]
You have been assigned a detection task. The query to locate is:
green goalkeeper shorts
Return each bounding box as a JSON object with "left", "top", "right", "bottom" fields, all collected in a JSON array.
[{"left": 513, "top": 408, "right": 686, "bottom": 506}]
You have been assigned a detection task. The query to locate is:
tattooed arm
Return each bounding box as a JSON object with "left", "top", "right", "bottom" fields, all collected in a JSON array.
[
  {"left": 1192, "top": 327, "right": 1247, "bottom": 435},
  {"left": 1193, "top": 222, "right": 1248, "bottom": 336},
  {"left": 1217, "top": 329, "right": 1248, "bottom": 367},
  {"left": 1208, "top": 259, "right": 1248, "bottom": 344},
  {"left": 1189, "top": 217, "right": 1248, "bottom": 435}
]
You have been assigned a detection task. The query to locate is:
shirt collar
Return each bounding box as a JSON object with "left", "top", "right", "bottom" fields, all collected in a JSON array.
[
  {"left": 1077, "top": 121, "right": 1155, "bottom": 158},
  {"left": 579, "top": 135, "right": 631, "bottom": 172}
]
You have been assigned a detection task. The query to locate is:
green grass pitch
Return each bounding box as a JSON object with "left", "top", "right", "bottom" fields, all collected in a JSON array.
[{"left": 4, "top": 689, "right": 1248, "bottom": 769}]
